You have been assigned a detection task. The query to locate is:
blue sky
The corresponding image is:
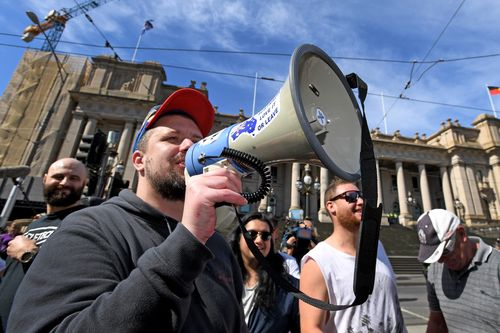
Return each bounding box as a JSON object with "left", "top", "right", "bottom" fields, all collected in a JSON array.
[{"left": 1, "top": 0, "right": 499, "bottom": 138}]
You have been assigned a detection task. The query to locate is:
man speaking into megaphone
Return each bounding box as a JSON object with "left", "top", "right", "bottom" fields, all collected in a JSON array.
[{"left": 8, "top": 88, "right": 248, "bottom": 332}]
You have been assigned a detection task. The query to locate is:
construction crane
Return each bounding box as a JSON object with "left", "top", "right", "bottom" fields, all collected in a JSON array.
[{"left": 22, "top": 0, "right": 115, "bottom": 51}]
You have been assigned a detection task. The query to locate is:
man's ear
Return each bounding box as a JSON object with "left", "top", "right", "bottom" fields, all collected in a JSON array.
[
  {"left": 326, "top": 200, "right": 337, "bottom": 217},
  {"left": 132, "top": 150, "right": 145, "bottom": 174},
  {"left": 42, "top": 173, "right": 48, "bottom": 186},
  {"left": 456, "top": 226, "right": 467, "bottom": 242}
]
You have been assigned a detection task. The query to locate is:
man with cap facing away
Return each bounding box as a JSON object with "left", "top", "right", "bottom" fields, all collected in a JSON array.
[
  {"left": 7, "top": 88, "right": 248, "bottom": 333},
  {"left": 417, "top": 208, "right": 500, "bottom": 333}
]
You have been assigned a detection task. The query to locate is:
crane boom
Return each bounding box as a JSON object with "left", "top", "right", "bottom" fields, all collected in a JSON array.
[{"left": 22, "top": 0, "right": 116, "bottom": 51}]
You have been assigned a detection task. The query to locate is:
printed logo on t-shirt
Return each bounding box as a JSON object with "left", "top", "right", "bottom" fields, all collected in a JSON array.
[{"left": 24, "top": 226, "right": 58, "bottom": 246}]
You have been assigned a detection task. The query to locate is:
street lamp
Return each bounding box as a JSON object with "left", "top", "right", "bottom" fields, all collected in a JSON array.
[
  {"left": 266, "top": 188, "right": 276, "bottom": 215},
  {"left": 26, "top": 11, "right": 67, "bottom": 82},
  {"left": 454, "top": 198, "right": 465, "bottom": 222},
  {"left": 295, "top": 164, "right": 321, "bottom": 219},
  {"left": 407, "top": 191, "right": 416, "bottom": 219},
  {"left": 96, "top": 131, "right": 120, "bottom": 198}
]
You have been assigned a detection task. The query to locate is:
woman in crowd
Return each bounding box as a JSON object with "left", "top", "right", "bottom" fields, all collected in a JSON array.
[{"left": 230, "top": 212, "right": 300, "bottom": 333}]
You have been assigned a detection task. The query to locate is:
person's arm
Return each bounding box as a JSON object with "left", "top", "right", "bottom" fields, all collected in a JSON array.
[
  {"left": 299, "top": 258, "right": 329, "bottom": 333},
  {"left": 7, "top": 217, "right": 213, "bottom": 333},
  {"left": 6, "top": 235, "right": 38, "bottom": 263},
  {"left": 425, "top": 270, "right": 448, "bottom": 333},
  {"left": 8, "top": 169, "right": 247, "bottom": 333},
  {"left": 426, "top": 310, "right": 448, "bottom": 333}
]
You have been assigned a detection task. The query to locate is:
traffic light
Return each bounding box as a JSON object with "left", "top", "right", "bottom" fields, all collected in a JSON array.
[{"left": 75, "top": 131, "right": 107, "bottom": 167}]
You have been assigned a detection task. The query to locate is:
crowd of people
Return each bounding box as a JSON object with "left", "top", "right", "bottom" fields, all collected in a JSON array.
[{"left": 0, "top": 87, "right": 498, "bottom": 332}]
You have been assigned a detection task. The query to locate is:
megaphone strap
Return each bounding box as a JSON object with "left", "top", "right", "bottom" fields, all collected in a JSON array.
[
  {"left": 236, "top": 206, "right": 370, "bottom": 311},
  {"left": 232, "top": 71, "right": 383, "bottom": 312}
]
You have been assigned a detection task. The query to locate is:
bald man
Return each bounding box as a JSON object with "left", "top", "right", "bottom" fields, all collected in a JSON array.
[{"left": 0, "top": 158, "right": 88, "bottom": 332}]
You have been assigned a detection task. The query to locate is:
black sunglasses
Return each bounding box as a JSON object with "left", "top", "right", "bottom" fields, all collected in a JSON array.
[
  {"left": 248, "top": 230, "right": 272, "bottom": 241},
  {"left": 330, "top": 190, "right": 363, "bottom": 203}
]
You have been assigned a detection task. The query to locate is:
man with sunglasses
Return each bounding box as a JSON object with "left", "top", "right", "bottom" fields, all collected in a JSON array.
[
  {"left": 300, "top": 177, "right": 406, "bottom": 332},
  {"left": 417, "top": 209, "right": 500, "bottom": 333}
]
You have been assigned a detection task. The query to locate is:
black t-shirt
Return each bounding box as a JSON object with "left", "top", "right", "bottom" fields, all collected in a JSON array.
[{"left": 0, "top": 205, "right": 84, "bottom": 332}]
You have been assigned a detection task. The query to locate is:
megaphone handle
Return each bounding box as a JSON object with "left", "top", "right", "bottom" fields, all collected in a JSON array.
[{"left": 219, "top": 148, "right": 272, "bottom": 204}]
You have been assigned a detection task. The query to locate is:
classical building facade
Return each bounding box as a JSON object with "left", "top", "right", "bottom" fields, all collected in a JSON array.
[{"left": 2, "top": 50, "right": 500, "bottom": 227}]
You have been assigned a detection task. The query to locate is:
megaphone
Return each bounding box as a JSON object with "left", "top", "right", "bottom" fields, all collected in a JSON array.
[{"left": 186, "top": 44, "right": 363, "bottom": 200}]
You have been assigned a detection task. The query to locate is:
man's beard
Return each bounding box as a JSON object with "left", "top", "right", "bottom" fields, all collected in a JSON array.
[
  {"left": 44, "top": 184, "right": 83, "bottom": 207},
  {"left": 145, "top": 160, "right": 185, "bottom": 201},
  {"left": 337, "top": 210, "right": 361, "bottom": 232}
]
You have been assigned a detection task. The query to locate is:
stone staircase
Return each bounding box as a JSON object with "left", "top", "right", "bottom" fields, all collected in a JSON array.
[
  {"left": 388, "top": 256, "right": 425, "bottom": 275},
  {"left": 379, "top": 224, "right": 420, "bottom": 257},
  {"left": 379, "top": 224, "right": 424, "bottom": 275}
]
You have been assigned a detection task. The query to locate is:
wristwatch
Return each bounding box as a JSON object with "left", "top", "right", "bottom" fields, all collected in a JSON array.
[{"left": 20, "top": 250, "right": 37, "bottom": 263}]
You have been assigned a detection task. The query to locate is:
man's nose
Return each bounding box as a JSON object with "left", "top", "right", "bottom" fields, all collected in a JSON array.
[{"left": 179, "top": 138, "right": 194, "bottom": 152}]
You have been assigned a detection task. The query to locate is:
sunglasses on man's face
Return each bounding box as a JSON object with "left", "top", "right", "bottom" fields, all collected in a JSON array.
[
  {"left": 248, "top": 230, "right": 272, "bottom": 241},
  {"left": 330, "top": 190, "right": 363, "bottom": 204}
]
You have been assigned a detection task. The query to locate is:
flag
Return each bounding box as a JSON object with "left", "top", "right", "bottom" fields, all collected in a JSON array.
[
  {"left": 141, "top": 20, "right": 154, "bottom": 35},
  {"left": 488, "top": 86, "right": 500, "bottom": 96}
]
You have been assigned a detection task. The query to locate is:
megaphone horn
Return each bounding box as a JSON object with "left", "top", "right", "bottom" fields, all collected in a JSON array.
[{"left": 186, "top": 44, "right": 363, "bottom": 200}]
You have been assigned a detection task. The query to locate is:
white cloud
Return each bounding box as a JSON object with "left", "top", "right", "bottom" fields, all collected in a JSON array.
[{"left": 2, "top": 0, "right": 500, "bottom": 136}]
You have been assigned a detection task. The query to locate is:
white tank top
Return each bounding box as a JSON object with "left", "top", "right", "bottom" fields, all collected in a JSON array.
[{"left": 302, "top": 241, "right": 407, "bottom": 333}]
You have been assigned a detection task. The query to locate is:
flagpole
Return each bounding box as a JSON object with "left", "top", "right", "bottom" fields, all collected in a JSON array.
[
  {"left": 252, "top": 72, "right": 258, "bottom": 117},
  {"left": 381, "top": 92, "right": 388, "bottom": 134},
  {"left": 131, "top": 32, "right": 143, "bottom": 63},
  {"left": 486, "top": 84, "right": 497, "bottom": 118}
]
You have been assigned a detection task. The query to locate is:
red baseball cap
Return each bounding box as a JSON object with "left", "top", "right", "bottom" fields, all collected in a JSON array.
[{"left": 133, "top": 88, "right": 215, "bottom": 151}]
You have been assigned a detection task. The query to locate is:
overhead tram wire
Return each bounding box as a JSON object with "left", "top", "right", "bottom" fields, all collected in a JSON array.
[
  {"left": 378, "top": 0, "right": 467, "bottom": 129},
  {"left": 367, "top": 92, "right": 493, "bottom": 114},
  {"left": 412, "top": 0, "right": 467, "bottom": 83},
  {"left": 2, "top": 32, "right": 500, "bottom": 64},
  {"left": 0, "top": 40, "right": 497, "bottom": 115},
  {"left": 71, "top": 0, "right": 122, "bottom": 61}
]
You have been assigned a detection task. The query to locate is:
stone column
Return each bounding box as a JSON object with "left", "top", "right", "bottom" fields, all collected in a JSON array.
[
  {"left": 465, "top": 164, "right": 484, "bottom": 217},
  {"left": 376, "top": 159, "right": 383, "bottom": 207},
  {"left": 123, "top": 123, "right": 140, "bottom": 190},
  {"left": 289, "top": 163, "right": 301, "bottom": 213},
  {"left": 116, "top": 121, "right": 134, "bottom": 164},
  {"left": 450, "top": 155, "right": 474, "bottom": 224},
  {"left": 440, "top": 166, "right": 455, "bottom": 212},
  {"left": 58, "top": 109, "right": 86, "bottom": 159},
  {"left": 418, "top": 164, "right": 432, "bottom": 212},
  {"left": 395, "top": 161, "right": 411, "bottom": 224},
  {"left": 318, "top": 167, "right": 330, "bottom": 223},
  {"left": 258, "top": 195, "right": 268, "bottom": 212},
  {"left": 489, "top": 155, "right": 500, "bottom": 218},
  {"left": 83, "top": 117, "right": 97, "bottom": 135}
]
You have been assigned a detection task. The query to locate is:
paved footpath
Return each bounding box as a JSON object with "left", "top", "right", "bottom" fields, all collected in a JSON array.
[
  {"left": 396, "top": 274, "right": 428, "bottom": 333},
  {"left": 407, "top": 325, "right": 426, "bottom": 333}
]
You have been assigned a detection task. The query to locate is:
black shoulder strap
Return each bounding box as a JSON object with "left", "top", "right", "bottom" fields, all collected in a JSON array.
[{"left": 237, "top": 72, "right": 383, "bottom": 311}]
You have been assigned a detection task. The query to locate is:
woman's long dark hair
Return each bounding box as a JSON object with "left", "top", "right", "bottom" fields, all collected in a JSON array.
[{"left": 230, "top": 212, "right": 286, "bottom": 310}]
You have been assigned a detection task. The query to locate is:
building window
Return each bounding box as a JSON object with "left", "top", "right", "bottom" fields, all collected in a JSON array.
[
  {"left": 476, "top": 170, "right": 484, "bottom": 183},
  {"left": 412, "top": 176, "right": 419, "bottom": 192},
  {"left": 271, "top": 166, "right": 278, "bottom": 183},
  {"left": 391, "top": 175, "right": 397, "bottom": 191}
]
